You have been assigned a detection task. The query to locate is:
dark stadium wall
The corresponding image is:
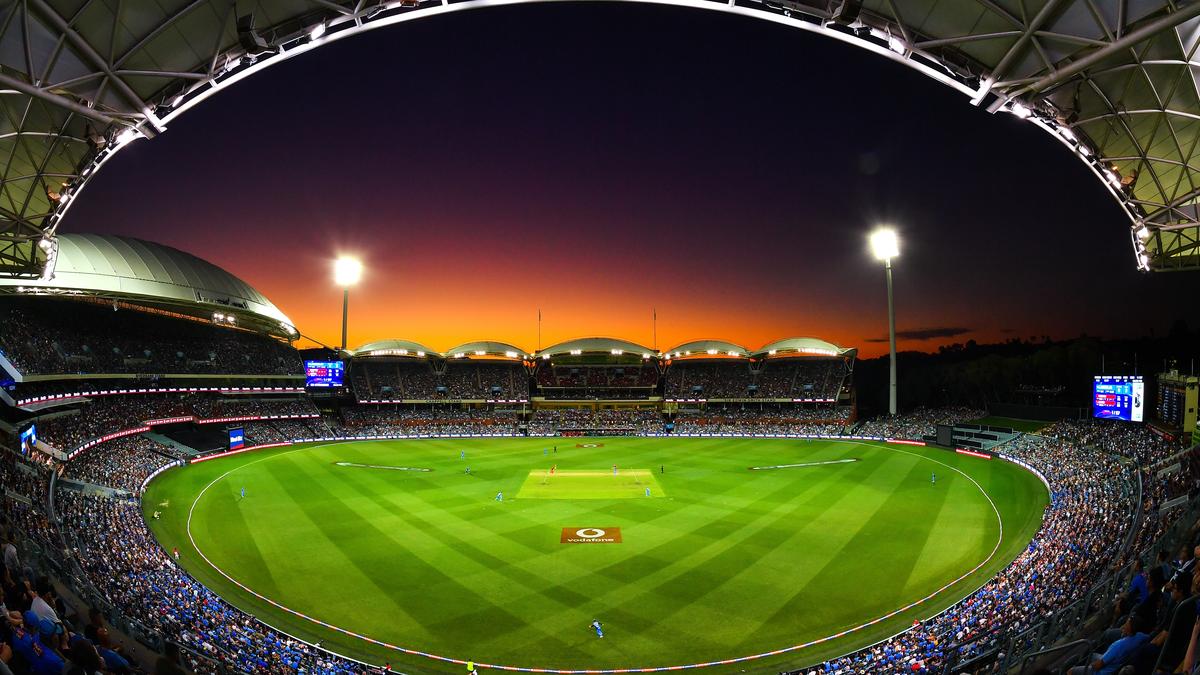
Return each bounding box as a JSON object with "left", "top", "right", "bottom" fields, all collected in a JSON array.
[{"left": 853, "top": 326, "right": 1200, "bottom": 416}]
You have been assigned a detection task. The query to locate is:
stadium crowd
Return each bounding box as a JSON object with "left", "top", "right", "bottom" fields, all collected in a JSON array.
[
  {"left": 339, "top": 406, "right": 519, "bottom": 436},
  {"left": 664, "top": 359, "right": 846, "bottom": 400},
  {"left": 853, "top": 407, "right": 986, "bottom": 439},
  {"left": 0, "top": 299, "right": 302, "bottom": 377},
  {"left": 32, "top": 396, "right": 319, "bottom": 450},
  {"left": 671, "top": 405, "right": 851, "bottom": 436},
  {"left": 351, "top": 361, "right": 529, "bottom": 400},
  {"left": 55, "top": 489, "right": 364, "bottom": 675},
  {"left": 527, "top": 409, "right": 663, "bottom": 435},
  {"left": 1, "top": 405, "right": 1198, "bottom": 675},
  {"left": 64, "top": 437, "right": 181, "bottom": 493}
]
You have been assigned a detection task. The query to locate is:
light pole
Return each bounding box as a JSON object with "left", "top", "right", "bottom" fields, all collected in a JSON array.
[
  {"left": 870, "top": 228, "right": 900, "bottom": 416},
  {"left": 333, "top": 257, "right": 363, "bottom": 352}
]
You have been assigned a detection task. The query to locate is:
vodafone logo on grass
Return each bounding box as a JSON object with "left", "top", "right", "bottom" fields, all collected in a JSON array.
[{"left": 560, "top": 527, "right": 623, "bottom": 544}]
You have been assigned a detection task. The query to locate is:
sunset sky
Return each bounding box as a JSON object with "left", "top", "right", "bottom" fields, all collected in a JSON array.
[{"left": 64, "top": 3, "right": 1198, "bottom": 358}]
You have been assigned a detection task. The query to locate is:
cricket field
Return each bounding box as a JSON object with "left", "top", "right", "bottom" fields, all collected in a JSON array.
[{"left": 142, "top": 437, "right": 1047, "bottom": 674}]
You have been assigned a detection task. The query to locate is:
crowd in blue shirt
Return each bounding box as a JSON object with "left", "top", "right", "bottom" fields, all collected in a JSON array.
[{"left": 0, "top": 412, "right": 1195, "bottom": 675}]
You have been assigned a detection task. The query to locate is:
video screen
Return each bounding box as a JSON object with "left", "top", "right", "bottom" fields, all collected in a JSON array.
[
  {"left": 19, "top": 424, "right": 36, "bottom": 456},
  {"left": 305, "top": 360, "right": 345, "bottom": 388},
  {"left": 1093, "top": 375, "right": 1144, "bottom": 422},
  {"left": 229, "top": 427, "right": 245, "bottom": 451}
]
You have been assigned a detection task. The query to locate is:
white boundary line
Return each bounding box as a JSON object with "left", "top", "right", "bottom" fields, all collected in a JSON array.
[{"left": 176, "top": 439, "right": 1014, "bottom": 673}]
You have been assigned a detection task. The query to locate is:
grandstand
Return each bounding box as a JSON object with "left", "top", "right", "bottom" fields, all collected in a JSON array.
[
  {"left": 0, "top": 242, "right": 1196, "bottom": 675},
  {"left": 533, "top": 337, "right": 659, "bottom": 400},
  {"left": 351, "top": 340, "right": 530, "bottom": 403},
  {"left": 4, "top": 2, "right": 1200, "bottom": 672}
]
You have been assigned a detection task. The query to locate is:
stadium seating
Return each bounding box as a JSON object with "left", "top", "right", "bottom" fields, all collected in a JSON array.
[
  {"left": 664, "top": 358, "right": 847, "bottom": 400},
  {"left": 0, "top": 297, "right": 302, "bottom": 377},
  {"left": 2, "top": 402, "right": 1199, "bottom": 675},
  {"left": 350, "top": 360, "right": 529, "bottom": 400}
]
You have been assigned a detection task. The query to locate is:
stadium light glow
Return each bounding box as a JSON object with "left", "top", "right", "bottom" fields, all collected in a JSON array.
[
  {"left": 1136, "top": 225, "right": 1150, "bottom": 240},
  {"left": 869, "top": 228, "right": 900, "bottom": 261},
  {"left": 871, "top": 227, "right": 901, "bottom": 416},
  {"left": 334, "top": 257, "right": 363, "bottom": 287},
  {"left": 1008, "top": 101, "right": 1032, "bottom": 119},
  {"left": 309, "top": 22, "right": 326, "bottom": 40},
  {"left": 333, "top": 256, "right": 363, "bottom": 352}
]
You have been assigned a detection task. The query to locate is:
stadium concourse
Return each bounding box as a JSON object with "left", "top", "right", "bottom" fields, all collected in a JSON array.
[{"left": 0, "top": 240, "right": 1198, "bottom": 675}]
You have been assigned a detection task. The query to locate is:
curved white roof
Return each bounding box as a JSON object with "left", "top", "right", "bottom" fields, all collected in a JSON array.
[
  {"left": 445, "top": 341, "right": 528, "bottom": 360},
  {"left": 0, "top": 233, "right": 294, "bottom": 333},
  {"left": 353, "top": 339, "right": 438, "bottom": 358},
  {"left": 538, "top": 337, "right": 656, "bottom": 358},
  {"left": 753, "top": 337, "right": 856, "bottom": 359},
  {"left": 665, "top": 339, "right": 751, "bottom": 359}
]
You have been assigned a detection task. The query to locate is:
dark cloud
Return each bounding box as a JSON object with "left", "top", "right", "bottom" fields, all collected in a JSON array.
[{"left": 865, "top": 327, "right": 972, "bottom": 342}]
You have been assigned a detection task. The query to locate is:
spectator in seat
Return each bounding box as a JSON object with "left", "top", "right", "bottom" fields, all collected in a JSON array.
[
  {"left": 1128, "top": 559, "right": 1149, "bottom": 605},
  {"left": 1070, "top": 613, "right": 1151, "bottom": 675}
]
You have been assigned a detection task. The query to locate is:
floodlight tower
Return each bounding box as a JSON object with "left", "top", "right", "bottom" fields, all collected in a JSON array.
[
  {"left": 870, "top": 228, "right": 900, "bottom": 416},
  {"left": 333, "top": 257, "right": 363, "bottom": 352}
]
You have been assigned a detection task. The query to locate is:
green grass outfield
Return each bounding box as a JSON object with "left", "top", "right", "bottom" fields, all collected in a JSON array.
[
  {"left": 143, "top": 437, "right": 1047, "bottom": 674},
  {"left": 967, "top": 416, "right": 1051, "bottom": 433}
]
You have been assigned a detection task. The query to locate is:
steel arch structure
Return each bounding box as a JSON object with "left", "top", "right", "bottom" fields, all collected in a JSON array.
[{"left": 3, "top": 0, "right": 1200, "bottom": 277}]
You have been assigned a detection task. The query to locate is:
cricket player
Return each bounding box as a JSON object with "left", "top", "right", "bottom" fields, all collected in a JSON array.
[
  {"left": 465, "top": 465, "right": 471, "bottom": 475},
  {"left": 495, "top": 491, "right": 503, "bottom": 502},
  {"left": 645, "top": 487, "right": 651, "bottom": 497},
  {"left": 551, "top": 464, "right": 556, "bottom": 475},
  {"left": 466, "top": 661, "right": 475, "bottom": 675},
  {"left": 460, "top": 450, "right": 466, "bottom": 460},
  {"left": 590, "top": 620, "right": 604, "bottom": 638},
  {"left": 931, "top": 472, "right": 936, "bottom": 485},
  {"left": 612, "top": 464, "right": 618, "bottom": 476},
  {"left": 239, "top": 486, "right": 246, "bottom": 500}
]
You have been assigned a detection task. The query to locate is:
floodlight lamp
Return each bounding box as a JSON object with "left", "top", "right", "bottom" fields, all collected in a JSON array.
[
  {"left": 309, "top": 22, "right": 326, "bottom": 40},
  {"left": 1009, "top": 102, "right": 1032, "bottom": 119},
  {"left": 1136, "top": 225, "right": 1150, "bottom": 241},
  {"left": 334, "top": 257, "right": 363, "bottom": 287},
  {"left": 870, "top": 228, "right": 900, "bottom": 261}
]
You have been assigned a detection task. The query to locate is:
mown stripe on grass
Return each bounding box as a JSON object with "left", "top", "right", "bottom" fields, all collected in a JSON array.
[
  {"left": 263, "top": 454, "right": 445, "bottom": 638},
  {"left": 195, "top": 478, "right": 282, "bottom": 599}
]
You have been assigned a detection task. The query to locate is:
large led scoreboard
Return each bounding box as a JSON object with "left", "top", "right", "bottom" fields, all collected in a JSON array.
[
  {"left": 305, "top": 360, "right": 345, "bottom": 388},
  {"left": 1093, "top": 375, "right": 1145, "bottom": 422}
]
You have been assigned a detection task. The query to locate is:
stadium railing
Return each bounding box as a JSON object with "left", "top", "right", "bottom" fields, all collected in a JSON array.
[{"left": 1012, "top": 639, "right": 1092, "bottom": 675}]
